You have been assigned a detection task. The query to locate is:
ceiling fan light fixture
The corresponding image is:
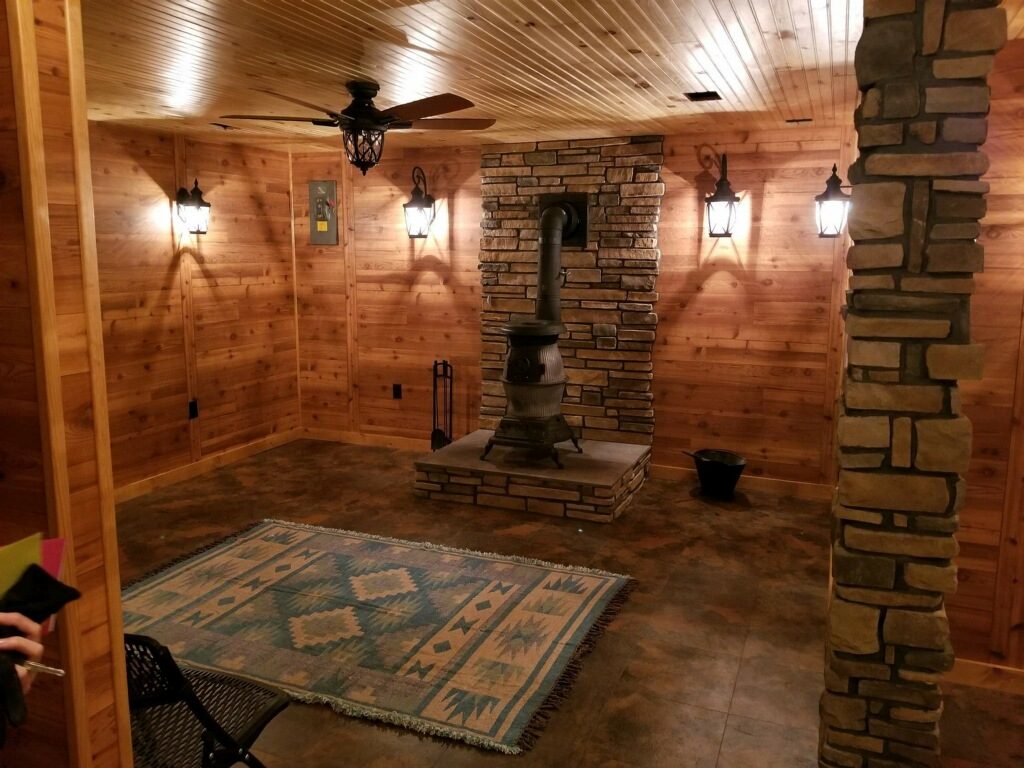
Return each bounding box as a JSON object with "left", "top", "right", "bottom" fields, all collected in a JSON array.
[{"left": 343, "top": 125, "right": 385, "bottom": 175}]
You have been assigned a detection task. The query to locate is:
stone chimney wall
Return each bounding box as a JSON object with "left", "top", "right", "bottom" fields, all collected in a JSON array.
[
  {"left": 478, "top": 137, "right": 664, "bottom": 445},
  {"left": 821, "top": 2, "right": 1006, "bottom": 767}
]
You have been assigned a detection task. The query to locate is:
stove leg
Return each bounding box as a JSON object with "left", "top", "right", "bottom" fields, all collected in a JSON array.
[
  {"left": 550, "top": 448, "right": 564, "bottom": 469},
  {"left": 569, "top": 433, "right": 583, "bottom": 453},
  {"left": 480, "top": 440, "right": 496, "bottom": 461}
]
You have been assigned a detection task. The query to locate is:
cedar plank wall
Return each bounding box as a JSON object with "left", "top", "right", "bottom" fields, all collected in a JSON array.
[
  {"left": 656, "top": 126, "right": 852, "bottom": 486},
  {"left": 91, "top": 125, "right": 192, "bottom": 481},
  {"left": 2, "top": 0, "right": 131, "bottom": 764},
  {"left": 90, "top": 125, "right": 299, "bottom": 486},
  {"left": 954, "top": 38, "right": 1024, "bottom": 666},
  {"left": 0, "top": 7, "right": 68, "bottom": 767},
  {"left": 185, "top": 140, "right": 299, "bottom": 454},
  {"left": 292, "top": 146, "right": 482, "bottom": 443}
]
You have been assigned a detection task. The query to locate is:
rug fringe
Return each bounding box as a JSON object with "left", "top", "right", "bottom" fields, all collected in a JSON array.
[{"left": 516, "top": 577, "right": 636, "bottom": 751}]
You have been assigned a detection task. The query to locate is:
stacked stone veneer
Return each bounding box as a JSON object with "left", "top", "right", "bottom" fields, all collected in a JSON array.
[
  {"left": 821, "top": 2, "right": 1006, "bottom": 767},
  {"left": 414, "top": 450, "right": 650, "bottom": 523},
  {"left": 478, "top": 136, "right": 664, "bottom": 444}
]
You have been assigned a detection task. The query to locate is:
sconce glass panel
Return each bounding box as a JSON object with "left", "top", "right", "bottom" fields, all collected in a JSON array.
[
  {"left": 816, "top": 199, "right": 850, "bottom": 238},
  {"left": 706, "top": 199, "right": 737, "bottom": 238}
]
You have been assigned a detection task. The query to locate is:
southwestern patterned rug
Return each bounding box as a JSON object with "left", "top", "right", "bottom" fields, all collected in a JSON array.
[{"left": 122, "top": 520, "right": 632, "bottom": 753}]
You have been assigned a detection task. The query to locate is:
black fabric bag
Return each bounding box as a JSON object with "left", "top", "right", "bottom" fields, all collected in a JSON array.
[{"left": 0, "top": 564, "right": 80, "bottom": 747}]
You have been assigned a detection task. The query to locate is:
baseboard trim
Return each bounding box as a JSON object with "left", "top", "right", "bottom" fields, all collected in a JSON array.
[
  {"left": 113, "top": 428, "right": 302, "bottom": 504},
  {"left": 301, "top": 427, "right": 431, "bottom": 452},
  {"left": 945, "top": 657, "right": 1024, "bottom": 693},
  {"left": 649, "top": 463, "right": 835, "bottom": 502}
]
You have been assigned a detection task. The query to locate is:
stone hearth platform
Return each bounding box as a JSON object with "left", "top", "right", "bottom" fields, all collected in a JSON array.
[{"left": 413, "top": 429, "right": 651, "bottom": 522}]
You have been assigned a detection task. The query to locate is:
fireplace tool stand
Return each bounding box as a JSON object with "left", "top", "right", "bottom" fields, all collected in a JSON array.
[{"left": 481, "top": 197, "right": 585, "bottom": 469}]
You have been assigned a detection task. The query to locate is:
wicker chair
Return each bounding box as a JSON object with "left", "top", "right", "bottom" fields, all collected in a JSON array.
[{"left": 124, "top": 634, "right": 289, "bottom": 768}]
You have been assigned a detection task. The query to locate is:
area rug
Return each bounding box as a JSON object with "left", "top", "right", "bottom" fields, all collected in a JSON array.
[{"left": 122, "top": 519, "right": 632, "bottom": 753}]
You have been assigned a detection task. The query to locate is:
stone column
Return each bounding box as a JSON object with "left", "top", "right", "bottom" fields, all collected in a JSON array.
[{"left": 820, "top": 2, "right": 1006, "bottom": 767}]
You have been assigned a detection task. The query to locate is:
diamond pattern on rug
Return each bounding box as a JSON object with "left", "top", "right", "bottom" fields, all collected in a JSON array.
[
  {"left": 349, "top": 566, "right": 418, "bottom": 602},
  {"left": 289, "top": 607, "right": 363, "bottom": 648},
  {"left": 122, "top": 520, "right": 631, "bottom": 754}
]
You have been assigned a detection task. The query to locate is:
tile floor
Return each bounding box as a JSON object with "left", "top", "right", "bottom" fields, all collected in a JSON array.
[{"left": 117, "top": 440, "right": 1024, "bottom": 767}]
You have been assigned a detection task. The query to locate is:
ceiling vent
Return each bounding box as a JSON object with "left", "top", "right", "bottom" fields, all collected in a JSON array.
[
  {"left": 785, "top": 117, "right": 813, "bottom": 124},
  {"left": 684, "top": 90, "right": 722, "bottom": 102}
]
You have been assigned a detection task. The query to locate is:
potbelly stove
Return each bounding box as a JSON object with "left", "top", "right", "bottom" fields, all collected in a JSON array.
[{"left": 481, "top": 196, "right": 586, "bottom": 468}]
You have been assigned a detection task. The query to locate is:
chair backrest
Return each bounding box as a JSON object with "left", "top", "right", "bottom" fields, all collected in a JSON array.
[{"left": 124, "top": 633, "right": 190, "bottom": 710}]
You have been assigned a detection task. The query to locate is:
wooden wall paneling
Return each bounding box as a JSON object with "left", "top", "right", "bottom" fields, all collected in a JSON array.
[
  {"left": 184, "top": 140, "right": 300, "bottom": 454},
  {"left": 0, "top": 0, "right": 68, "bottom": 763},
  {"left": 291, "top": 145, "right": 483, "bottom": 443},
  {"left": 349, "top": 145, "right": 482, "bottom": 442},
  {"left": 818, "top": 125, "right": 855, "bottom": 487},
  {"left": 3, "top": 0, "right": 130, "bottom": 764},
  {"left": 291, "top": 152, "right": 354, "bottom": 434},
  {"left": 175, "top": 134, "right": 202, "bottom": 462},
  {"left": 64, "top": 2, "right": 132, "bottom": 763},
  {"left": 342, "top": 160, "right": 360, "bottom": 433},
  {"left": 91, "top": 124, "right": 192, "bottom": 486},
  {"left": 654, "top": 127, "right": 846, "bottom": 485},
  {"left": 287, "top": 152, "right": 302, "bottom": 426},
  {"left": 986, "top": 39, "right": 1024, "bottom": 668}
]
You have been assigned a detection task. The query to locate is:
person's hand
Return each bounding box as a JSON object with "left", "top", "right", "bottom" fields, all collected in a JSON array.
[{"left": 0, "top": 613, "right": 44, "bottom": 694}]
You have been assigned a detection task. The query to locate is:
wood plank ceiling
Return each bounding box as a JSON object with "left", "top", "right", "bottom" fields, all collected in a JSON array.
[{"left": 79, "top": 0, "right": 881, "bottom": 149}]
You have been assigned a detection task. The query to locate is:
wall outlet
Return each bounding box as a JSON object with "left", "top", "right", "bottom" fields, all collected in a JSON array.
[{"left": 392, "top": 383, "right": 402, "bottom": 400}]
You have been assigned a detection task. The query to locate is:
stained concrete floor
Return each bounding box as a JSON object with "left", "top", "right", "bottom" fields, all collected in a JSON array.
[{"left": 117, "top": 439, "right": 1024, "bottom": 767}]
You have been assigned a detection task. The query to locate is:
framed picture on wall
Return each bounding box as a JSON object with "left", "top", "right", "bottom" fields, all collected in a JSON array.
[{"left": 308, "top": 180, "right": 338, "bottom": 245}]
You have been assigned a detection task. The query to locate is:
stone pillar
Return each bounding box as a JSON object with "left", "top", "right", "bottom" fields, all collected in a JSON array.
[{"left": 820, "top": 3, "right": 1006, "bottom": 767}]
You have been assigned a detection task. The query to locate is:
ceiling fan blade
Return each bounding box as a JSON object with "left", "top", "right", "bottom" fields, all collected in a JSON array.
[
  {"left": 220, "top": 114, "right": 340, "bottom": 126},
  {"left": 256, "top": 89, "right": 342, "bottom": 117},
  {"left": 385, "top": 93, "right": 474, "bottom": 121},
  {"left": 394, "top": 117, "right": 497, "bottom": 131}
]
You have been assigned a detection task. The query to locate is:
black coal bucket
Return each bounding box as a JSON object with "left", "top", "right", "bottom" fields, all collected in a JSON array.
[{"left": 684, "top": 449, "right": 746, "bottom": 499}]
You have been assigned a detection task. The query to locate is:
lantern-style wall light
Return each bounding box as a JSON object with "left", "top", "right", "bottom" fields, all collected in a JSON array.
[
  {"left": 343, "top": 126, "right": 385, "bottom": 176},
  {"left": 815, "top": 164, "right": 852, "bottom": 238},
  {"left": 175, "top": 179, "right": 211, "bottom": 235},
  {"left": 705, "top": 154, "right": 740, "bottom": 238},
  {"left": 404, "top": 166, "right": 436, "bottom": 239}
]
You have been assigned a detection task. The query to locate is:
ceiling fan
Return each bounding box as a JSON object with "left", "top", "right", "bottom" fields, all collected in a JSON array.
[{"left": 222, "top": 80, "right": 495, "bottom": 174}]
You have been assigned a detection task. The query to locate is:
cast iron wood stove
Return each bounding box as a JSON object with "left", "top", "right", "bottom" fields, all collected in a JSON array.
[{"left": 481, "top": 196, "right": 585, "bottom": 468}]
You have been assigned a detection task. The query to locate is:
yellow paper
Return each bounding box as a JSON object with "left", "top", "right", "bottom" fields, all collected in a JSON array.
[{"left": 0, "top": 533, "right": 42, "bottom": 596}]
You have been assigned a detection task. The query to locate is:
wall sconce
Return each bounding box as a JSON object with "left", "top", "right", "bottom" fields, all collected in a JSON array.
[
  {"left": 343, "top": 126, "right": 385, "bottom": 176},
  {"left": 815, "top": 164, "right": 852, "bottom": 238},
  {"left": 175, "top": 179, "right": 211, "bottom": 235},
  {"left": 705, "top": 154, "right": 739, "bottom": 238},
  {"left": 403, "top": 166, "right": 436, "bottom": 239}
]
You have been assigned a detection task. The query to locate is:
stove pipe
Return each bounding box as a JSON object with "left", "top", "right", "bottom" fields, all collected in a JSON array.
[{"left": 535, "top": 202, "right": 577, "bottom": 327}]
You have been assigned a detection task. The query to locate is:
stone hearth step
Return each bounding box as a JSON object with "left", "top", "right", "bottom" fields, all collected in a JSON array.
[{"left": 413, "top": 429, "right": 650, "bottom": 523}]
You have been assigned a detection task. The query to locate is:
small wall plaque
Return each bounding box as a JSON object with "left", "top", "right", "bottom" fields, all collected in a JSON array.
[{"left": 308, "top": 180, "right": 338, "bottom": 245}]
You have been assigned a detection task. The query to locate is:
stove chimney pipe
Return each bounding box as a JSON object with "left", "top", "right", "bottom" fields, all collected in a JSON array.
[{"left": 535, "top": 202, "right": 577, "bottom": 328}]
